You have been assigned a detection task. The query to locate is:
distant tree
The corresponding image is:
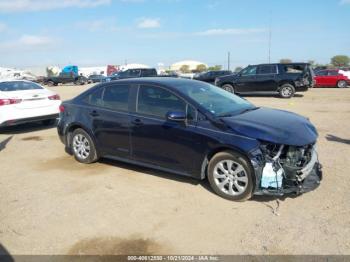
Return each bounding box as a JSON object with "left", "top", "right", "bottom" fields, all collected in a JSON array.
[
  {"left": 234, "top": 66, "right": 243, "bottom": 73},
  {"left": 179, "top": 65, "right": 190, "bottom": 73},
  {"left": 208, "top": 65, "right": 222, "bottom": 71},
  {"left": 331, "top": 55, "right": 350, "bottom": 67},
  {"left": 196, "top": 64, "right": 207, "bottom": 73},
  {"left": 280, "top": 58, "right": 292, "bottom": 64},
  {"left": 307, "top": 60, "right": 315, "bottom": 66}
]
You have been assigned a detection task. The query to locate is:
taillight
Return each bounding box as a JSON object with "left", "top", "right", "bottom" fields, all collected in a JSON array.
[
  {"left": 59, "top": 105, "right": 65, "bottom": 112},
  {"left": 0, "top": 98, "right": 22, "bottom": 106},
  {"left": 48, "top": 94, "right": 60, "bottom": 100}
]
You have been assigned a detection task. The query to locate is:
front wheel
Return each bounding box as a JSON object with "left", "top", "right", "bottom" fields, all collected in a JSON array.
[
  {"left": 337, "top": 80, "right": 347, "bottom": 88},
  {"left": 70, "top": 128, "right": 98, "bottom": 164},
  {"left": 222, "top": 84, "right": 235, "bottom": 93},
  {"left": 207, "top": 151, "right": 254, "bottom": 201},
  {"left": 47, "top": 81, "right": 55, "bottom": 87},
  {"left": 279, "top": 84, "right": 295, "bottom": 98}
]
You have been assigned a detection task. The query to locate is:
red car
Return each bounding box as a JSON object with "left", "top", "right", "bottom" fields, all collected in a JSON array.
[{"left": 314, "top": 69, "right": 350, "bottom": 88}]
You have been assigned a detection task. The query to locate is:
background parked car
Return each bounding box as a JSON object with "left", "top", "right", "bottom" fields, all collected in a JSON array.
[
  {"left": 314, "top": 69, "right": 350, "bottom": 88},
  {"left": 0, "top": 80, "right": 61, "bottom": 127},
  {"left": 44, "top": 72, "right": 88, "bottom": 86},
  {"left": 106, "top": 68, "right": 158, "bottom": 81},
  {"left": 193, "top": 70, "right": 232, "bottom": 84},
  {"left": 88, "top": 74, "right": 106, "bottom": 84},
  {"left": 215, "top": 63, "right": 314, "bottom": 98}
]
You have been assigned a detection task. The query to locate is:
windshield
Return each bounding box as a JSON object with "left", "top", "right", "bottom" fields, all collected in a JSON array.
[
  {"left": 176, "top": 82, "right": 254, "bottom": 117},
  {"left": 0, "top": 81, "right": 43, "bottom": 92}
]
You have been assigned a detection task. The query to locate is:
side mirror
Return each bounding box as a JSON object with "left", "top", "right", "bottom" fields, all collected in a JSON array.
[{"left": 166, "top": 111, "right": 186, "bottom": 122}]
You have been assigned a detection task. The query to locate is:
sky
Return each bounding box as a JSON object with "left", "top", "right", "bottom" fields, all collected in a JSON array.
[{"left": 0, "top": 0, "right": 349, "bottom": 70}]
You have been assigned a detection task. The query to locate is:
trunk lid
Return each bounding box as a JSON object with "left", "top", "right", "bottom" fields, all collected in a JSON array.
[{"left": 1, "top": 89, "right": 57, "bottom": 109}]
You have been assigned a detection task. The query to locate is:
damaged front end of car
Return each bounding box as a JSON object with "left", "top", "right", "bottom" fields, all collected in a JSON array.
[{"left": 250, "top": 142, "right": 323, "bottom": 196}]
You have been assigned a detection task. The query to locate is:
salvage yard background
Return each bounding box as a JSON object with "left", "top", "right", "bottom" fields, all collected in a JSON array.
[{"left": 0, "top": 85, "right": 349, "bottom": 255}]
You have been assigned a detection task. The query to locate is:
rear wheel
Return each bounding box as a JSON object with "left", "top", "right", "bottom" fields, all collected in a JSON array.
[
  {"left": 207, "top": 151, "right": 254, "bottom": 201},
  {"left": 70, "top": 128, "right": 98, "bottom": 164},
  {"left": 337, "top": 80, "right": 347, "bottom": 88},
  {"left": 279, "top": 84, "right": 295, "bottom": 98},
  {"left": 222, "top": 84, "right": 235, "bottom": 93}
]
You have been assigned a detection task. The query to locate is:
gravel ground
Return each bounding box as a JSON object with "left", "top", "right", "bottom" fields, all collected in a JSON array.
[{"left": 0, "top": 84, "right": 350, "bottom": 255}]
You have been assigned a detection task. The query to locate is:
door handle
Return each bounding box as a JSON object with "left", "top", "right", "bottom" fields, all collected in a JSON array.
[
  {"left": 132, "top": 118, "right": 144, "bottom": 126},
  {"left": 89, "top": 110, "right": 99, "bottom": 117}
]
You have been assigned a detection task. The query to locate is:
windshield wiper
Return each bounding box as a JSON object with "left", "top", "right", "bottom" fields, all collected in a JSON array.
[
  {"left": 217, "top": 113, "right": 234, "bottom": 118},
  {"left": 239, "top": 107, "right": 260, "bottom": 115}
]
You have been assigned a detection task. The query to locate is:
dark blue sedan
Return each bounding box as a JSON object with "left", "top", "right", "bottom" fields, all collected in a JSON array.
[{"left": 57, "top": 78, "right": 322, "bottom": 201}]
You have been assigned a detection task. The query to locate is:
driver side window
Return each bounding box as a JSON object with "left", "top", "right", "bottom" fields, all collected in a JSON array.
[
  {"left": 137, "top": 85, "right": 186, "bottom": 119},
  {"left": 241, "top": 66, "right": 257, "bottom": 76}
]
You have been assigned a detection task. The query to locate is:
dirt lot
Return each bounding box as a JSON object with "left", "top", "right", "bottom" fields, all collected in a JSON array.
[{"left": 1, "top": 84, "right": 350, "bottom": 255}]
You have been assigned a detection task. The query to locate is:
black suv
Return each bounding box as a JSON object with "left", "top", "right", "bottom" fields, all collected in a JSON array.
[
  {"left": 215, "top": 63, "right": 314, "bottom": 98},
  {"left": 107, "top": 68, "right": 157, "bottom": 81},
  {"left": 193, "top": 70, "right": 232, "bottom": 83}
]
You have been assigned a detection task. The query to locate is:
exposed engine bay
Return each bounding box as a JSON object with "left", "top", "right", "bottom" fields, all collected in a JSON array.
[{"left": 253, "top": 143, "right": 322, "bottom": 196}]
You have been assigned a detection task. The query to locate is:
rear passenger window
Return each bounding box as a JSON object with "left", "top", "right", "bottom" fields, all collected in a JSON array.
[
  {"left": 257, "top": 65, "right": 277, "bottom": 74},
  {"left": 316, "top": 71, "right": 327, "bottom": 76},
  {"left": 102, "top": 85, "right": 129, "bottom": 111},
  {"left": 84, "top": 88, "right": 104, "bottom": 106},
  {"left": 328, "top": 71, "right": 338, "bottom": 76},
  {"left": 143, "top": 69, "right": 157, "bottom": 77},
  {"left": 137, "top": 85, "right": 186, "bottom": 118}
]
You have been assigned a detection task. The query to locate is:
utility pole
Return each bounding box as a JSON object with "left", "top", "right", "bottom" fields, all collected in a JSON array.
[
  {"left": 268, "top": 10, "right": 272, "bottom": 64},
  {"left": 228, "top": 52, "right": 231, "bottom": 70}
]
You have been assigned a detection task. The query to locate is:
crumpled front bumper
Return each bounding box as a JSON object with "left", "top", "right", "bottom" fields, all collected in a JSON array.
[{"left": 251, "top": 147, "right": 323, "bottom": 196}]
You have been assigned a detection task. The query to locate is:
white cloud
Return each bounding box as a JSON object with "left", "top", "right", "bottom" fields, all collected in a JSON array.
[
  {"left": 0, "top": 34, "right": 57, "bottom": 52},
  {"left": 0, "top": 0, "right": 111, "bottom": 12},
  {"left": 196, "top": 28, "right": 266, "bottom": 36},
  {"left": 0, "top": 22, "right": 7, "bottom": 32},
  {"left": 340, "top": 0, "right": 350, "bottom": 4},
  {"left": 18, "top": 35, "right": 54, "bottom": 46},
  {"left": 137, "top": 18, "right": 161, "bottom": 29}
]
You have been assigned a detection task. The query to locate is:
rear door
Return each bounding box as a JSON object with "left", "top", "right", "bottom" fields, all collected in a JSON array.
[
  {"left": 130, "top": 84, "right": 199, "bottom": 174},
  {"left": 83, "top": 84, "right": 132, "bottom": 158},
  {"left": 254, "top": 65, "right": 278, "bottom": 92},
  {"left": 314, "top": 70, "right": 328, "bottom": 87}
]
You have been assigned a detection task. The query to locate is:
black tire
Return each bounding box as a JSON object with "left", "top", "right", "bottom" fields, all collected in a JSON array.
[
  {"left": 222, "top": 84, "right": 235, "bottom": 93},
  {"left": 47, "top": 81, "right": 55, "bottom": 87},
  {"left": 279, "top": 84, "right": 295, "bottom": 98},
  {"left": 42, "top": 119, "right": 56, "bottom": 126},
  {"left": 70, "top": 128, "right": 98, "bottom": 164},
  {"left": 337, "top": 80, "right": 347, "bottom": 88},
  {"left": 207, "top": 151, "right": 254, "bottom": 201}
]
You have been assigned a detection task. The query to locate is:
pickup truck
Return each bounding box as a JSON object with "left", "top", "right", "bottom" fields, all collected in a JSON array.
[
  {"left": 44, "top": 72, "right": 88, "bottom": 86},
  {"left": 215, "top": 63, "right": 314, "bottom": 98}
]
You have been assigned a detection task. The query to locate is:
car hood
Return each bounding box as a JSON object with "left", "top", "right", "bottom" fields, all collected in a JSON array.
[
  {"left": 217, "top": 74, "right": 237, "bottom": 81},
  {"left": 221, "top": 107, "right": 318, "bottom": 146}
]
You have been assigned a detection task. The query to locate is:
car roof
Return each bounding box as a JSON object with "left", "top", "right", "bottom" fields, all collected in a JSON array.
[
  {"left": 250, "top": 63, "right": 309, "bottom": 66},
  {"left": 0, "top": 79, "right": 36, "bottom": 84},
  {"left": 105, "top": 77, "right": 193, "bottom": 87}
]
